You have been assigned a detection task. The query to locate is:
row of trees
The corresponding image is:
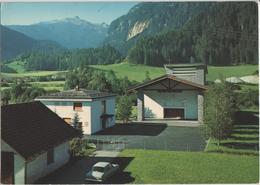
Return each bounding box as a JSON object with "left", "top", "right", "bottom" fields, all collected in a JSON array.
[
  {"left": 1, "top": 80, "right": 47, "bottom": 105},
  {"left": 64, "top": 66, "right": 134, "bottom": 95}
]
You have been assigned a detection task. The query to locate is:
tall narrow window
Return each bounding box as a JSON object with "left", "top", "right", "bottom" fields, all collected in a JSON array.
[
  {"left": 73, "top": 102, "right": 82, "bottom": 111},
  {"left": 101, "top": 100, "right": 106, "bottom": 114},
  {"left": 47, "top": 148, "right": 54, "bottom": 165}
]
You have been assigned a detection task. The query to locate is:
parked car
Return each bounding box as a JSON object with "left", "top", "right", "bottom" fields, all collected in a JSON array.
[{"left": 85, "top": 162, "right": 120, "bottom": 182}]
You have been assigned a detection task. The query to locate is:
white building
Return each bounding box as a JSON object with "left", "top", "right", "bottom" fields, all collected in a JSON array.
[
  {"left": 36, "top": 88, "right": 116, "bottom": 135},
  {"left": 1, "top": 101, "right": 80, "bottom": 184},
  {"left": 129, "top": 63, "right": 207, "bottom": 123}
]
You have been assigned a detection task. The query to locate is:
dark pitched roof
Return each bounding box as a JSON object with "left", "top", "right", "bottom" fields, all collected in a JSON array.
[
  {"left": 128, "top": 74, "right": 207, "bottom": 91},
  {"left": 36, "top": 88, "right": 116, "bottom": 100},
  {"left": 1, "top": 101, "right": 80, "bottom": 161}
]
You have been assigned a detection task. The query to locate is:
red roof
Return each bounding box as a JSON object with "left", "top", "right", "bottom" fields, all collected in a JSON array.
[{"left": 1, "top": 101, "right": 80, "bottom": 161}]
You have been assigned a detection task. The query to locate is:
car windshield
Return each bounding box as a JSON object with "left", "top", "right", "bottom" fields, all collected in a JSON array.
[{"left": 93, "top": 166, "right": 105, "bottom": 172}]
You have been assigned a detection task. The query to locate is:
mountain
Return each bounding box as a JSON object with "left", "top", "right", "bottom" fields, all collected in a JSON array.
[
  {"left": 8, "top": 16, "right": 108, "bottom": 49},
  {"left": 1, "top": 25, "right": 61, "bottom": 60},
  {"left": 127, "top": 2, "right": 258, "bottom": 66},
  {"left": 105, "top": 2, "right": 216, "bottom": 55}
]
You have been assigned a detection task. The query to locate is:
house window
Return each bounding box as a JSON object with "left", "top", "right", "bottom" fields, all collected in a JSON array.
[
  {"left": 101, "top": 100, "right": 106, "bottom": 114},
  {"left": 63, "top": 118, "right": 72, "bottom": 124},
  {"left": 73, "top": 102, "right": 82, "bottom": 111},
  {"left": 47, "top": 148, "right": 54, "bottom": 165}
]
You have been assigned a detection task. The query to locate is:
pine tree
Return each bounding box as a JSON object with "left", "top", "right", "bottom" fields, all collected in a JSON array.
[{"left": 72, "top": 113, "right": 83, "bottom": 137}]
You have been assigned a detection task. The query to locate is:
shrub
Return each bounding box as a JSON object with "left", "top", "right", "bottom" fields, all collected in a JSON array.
[{"left": 69, "top": 138, "right": 95, "bottom": 157}]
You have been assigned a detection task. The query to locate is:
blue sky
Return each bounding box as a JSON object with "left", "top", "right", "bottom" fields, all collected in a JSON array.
[{"left": 1, "top": 2, "right": 139, "bottom": 25}]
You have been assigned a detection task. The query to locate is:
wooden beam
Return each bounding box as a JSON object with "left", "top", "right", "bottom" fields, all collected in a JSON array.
[
  {"left": 158, "top": 82, "right": 169, "bottom": 89},
  {"left": 172, "top": 81, "right": 180, "bottom": 88}
]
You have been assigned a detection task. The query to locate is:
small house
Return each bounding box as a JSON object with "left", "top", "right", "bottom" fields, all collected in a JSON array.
[
  {"left": 1, "top": 101, "right": 80, "bottom": 184},
  {"left": 36, "top": 88, "right": 116, "bottom": 135},
  {"left": 129, "top": 63, "right": 207, "bottom": 123}
]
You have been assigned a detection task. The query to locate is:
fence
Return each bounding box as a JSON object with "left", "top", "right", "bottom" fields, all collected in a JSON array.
[{"left": 83, "top": 138, "right": 206, "bottom": 152}]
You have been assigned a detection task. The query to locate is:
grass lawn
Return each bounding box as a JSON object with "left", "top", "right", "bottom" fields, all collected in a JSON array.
[
  {"left": 239, "top": 83, "right": 259, "bottom": 91},
  {"left": 91, "top": 63, "right": 165, "bottom": 82},
  {"left": 118, "top": 149, "right": 259, "bottom": 183},
  {"left": 207, "top": 65, "right": 258, "bottom": 82}
]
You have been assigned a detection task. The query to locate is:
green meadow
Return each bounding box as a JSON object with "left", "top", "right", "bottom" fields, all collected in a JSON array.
[
  {"left": 91, "top": 63, "right": 165, "bottom": 82},
  {"left": 2, "top": 62, "right": 258, "bottom": 91},
  {"left": 118, "top": 149, "right": 259, "bottom": 183}
]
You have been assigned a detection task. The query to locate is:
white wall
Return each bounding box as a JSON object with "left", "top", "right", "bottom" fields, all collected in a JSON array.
[
  {"left": 90, "top": 100, "right": 102, "bottom": 134},
  {"left": 106, "top": 97, "right": 116, "bottom": 127},
  {"left": 91, "top": 97, "right": 116, "bottom": 134},
  {"left": 26, "top": 142, "right": 70, "bottom": 183},
  {"left": 1, "top": 140, "right": 25, "bottom": 184},
  {"left": 40, "top": 101, "right": 92, "bottom": 134},
  {"left": 144, "top": 90, "right": 198, "bottom": 119},
  {"left": 40, "top": 97, "right": 116, "bottom": 135},
  {"left": 144, "top": 94, "right": 164, "bottom": 118}
]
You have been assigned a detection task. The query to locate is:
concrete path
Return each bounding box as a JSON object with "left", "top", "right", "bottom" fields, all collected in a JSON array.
[{"left": 90, "top": 150, "right": 120, "bottom": 158}]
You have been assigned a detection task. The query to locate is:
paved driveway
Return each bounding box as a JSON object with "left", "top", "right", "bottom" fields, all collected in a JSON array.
[
  {"left": 36, "top": 150, "right": 135, "bottom": 184},
  {"left": 85, "top": 123, "right": 206, "bottom": 151}
]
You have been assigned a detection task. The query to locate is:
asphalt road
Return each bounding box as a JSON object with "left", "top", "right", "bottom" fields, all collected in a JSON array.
[{"left": 85, "top": 123, "right": 206, "bottom": 151}]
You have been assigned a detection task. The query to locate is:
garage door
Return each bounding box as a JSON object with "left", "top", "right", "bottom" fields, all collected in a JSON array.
[{"left": 164, "top": 108, "right": 184, "bottom": 119}]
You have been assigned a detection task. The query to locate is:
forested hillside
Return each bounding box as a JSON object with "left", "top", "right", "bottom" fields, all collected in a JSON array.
[
  {"left": 127, "top": 2, "right": 258, "bottom": 66},
  {"left": 8, "top": 45, "right": 122, "bottom": 71},
  {"left": 105, "top": 2, "right": 215, "bottom": 55},
  {"left": 1, "top": 25, "right": 61, "bottom": 60}
]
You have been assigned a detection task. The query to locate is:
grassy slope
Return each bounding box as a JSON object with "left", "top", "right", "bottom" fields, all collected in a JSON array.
[
  {"left": 6, "top": 60, "right": 26, "bottom": 73},
  {"left": 207, "top": 65, "right": 258, "bottom": 81},
  {"left": 119, "top": 149, "right": 259, "bottom": 183},
  {"left": 91, "top": 63, "right": 165, "bottom": 82},
  {"left": 205, "top": 124, "right": 259, "bottom": 155}
]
